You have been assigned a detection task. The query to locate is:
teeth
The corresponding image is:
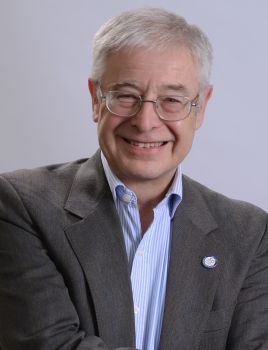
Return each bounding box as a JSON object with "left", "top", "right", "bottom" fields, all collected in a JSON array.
[{"left": 129, "top": 141, "right": 164, "bottom": 148}]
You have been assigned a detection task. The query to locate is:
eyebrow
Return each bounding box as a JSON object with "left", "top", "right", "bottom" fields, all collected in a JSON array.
[
  {"left": 106, "top": 81, "right": 190, "bottom": 96},
  {"left": 107, "top": 81, "right": 140, "bottom": 90},
  {"left": 161, "top": 84, "right": 190, "bottom": 95}
]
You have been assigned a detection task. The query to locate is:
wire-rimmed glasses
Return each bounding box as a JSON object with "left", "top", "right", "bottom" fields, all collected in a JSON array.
[{"left": 99, "top": 88, "right": 199, "bottom": 122}]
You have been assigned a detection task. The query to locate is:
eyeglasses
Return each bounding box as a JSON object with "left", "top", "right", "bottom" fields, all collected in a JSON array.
[{"left": 99, "top": 89, "right": 199, "bottom": 122}]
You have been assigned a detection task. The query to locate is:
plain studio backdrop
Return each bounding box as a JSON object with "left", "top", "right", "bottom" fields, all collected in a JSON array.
[{"left": 0, "top": 0, "right": 267, "bottom": 211}]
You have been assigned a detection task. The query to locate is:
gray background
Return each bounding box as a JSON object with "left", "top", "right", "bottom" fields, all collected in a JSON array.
[{"left": 0, "top": 0, "right": 267, "bottom": 211}]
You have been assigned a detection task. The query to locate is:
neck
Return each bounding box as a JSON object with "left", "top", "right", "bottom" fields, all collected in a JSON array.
[
  {"left": 124, "top": 175, "right": 175, "bottom": 234},
  {"left": 128, "top": 175, "right": 174, "bottom": 207}
]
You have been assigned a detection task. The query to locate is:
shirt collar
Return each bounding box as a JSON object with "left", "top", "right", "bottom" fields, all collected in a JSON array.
[{"left": 101, "top": 152, "right": 183, "bottom": 218}]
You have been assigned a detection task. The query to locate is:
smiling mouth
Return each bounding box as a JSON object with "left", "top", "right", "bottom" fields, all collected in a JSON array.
[{"left": 125, "top": 139, "right": 167, "bottom": 148}]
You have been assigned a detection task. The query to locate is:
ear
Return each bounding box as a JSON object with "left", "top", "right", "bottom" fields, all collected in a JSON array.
[
  {"left": 195, "top": 84, "right": 213, "bottom": 130},
  {"left": 88, "top": 79, "right": 101, "bottom": 123}
]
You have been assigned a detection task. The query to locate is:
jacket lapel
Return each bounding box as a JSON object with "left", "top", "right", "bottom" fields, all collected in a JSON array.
[
  {"left": 63, "top": 152, "right": 135, "bottom": 348},
  {"left": 159, "top": 176, "right": 223, "bottom": 350}
]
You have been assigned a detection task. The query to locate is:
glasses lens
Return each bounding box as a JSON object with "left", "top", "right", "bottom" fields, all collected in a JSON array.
[
  {"left": 157, "top": 96, "right": 190, "bottom": 121},
  {"left": 108, "top": 91, "right": 140, "bottom": 117}
]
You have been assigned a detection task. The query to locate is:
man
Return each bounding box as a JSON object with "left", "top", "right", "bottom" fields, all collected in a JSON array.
[{"left": 0, "top": 7, "right": 267, "bottom": 350}]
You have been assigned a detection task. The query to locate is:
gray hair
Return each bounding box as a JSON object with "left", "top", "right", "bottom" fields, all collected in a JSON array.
[{"left": 91, "top": 7, "right": 213, "bottom": 90}]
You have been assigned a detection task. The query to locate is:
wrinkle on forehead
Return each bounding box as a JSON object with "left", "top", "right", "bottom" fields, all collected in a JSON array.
[{"left": 102, "top": 47, "right": 200, "bottom": 97}]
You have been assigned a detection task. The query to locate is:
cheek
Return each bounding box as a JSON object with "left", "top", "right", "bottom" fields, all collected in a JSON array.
[
  {"left": 171, "top": 118, "right": 196, "bottom": 141},
  {"left": 171, "top": 119, "right": 197, "bottom": 154},
  {"left": 97, "top": 116, "right": 110, "bottom": 143},
  {"left": 96, "top": 107, "right": 110, "bottom": 132},
  {"left": 96, "top": 111, "right": 120, "bottom": 144}
]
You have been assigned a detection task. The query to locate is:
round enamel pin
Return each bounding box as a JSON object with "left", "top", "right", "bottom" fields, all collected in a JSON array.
[{"left": 202, "top": 256, "right": 218, "bottom": 269}]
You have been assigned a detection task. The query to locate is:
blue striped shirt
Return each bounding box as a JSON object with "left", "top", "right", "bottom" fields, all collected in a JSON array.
[{"left": 101, "top": 153, "right": 183, "bottom": 350}]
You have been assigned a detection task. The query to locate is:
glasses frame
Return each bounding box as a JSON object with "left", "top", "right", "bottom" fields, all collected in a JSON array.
[{"left": 99, "top": 87, "right": 199, "bottom": 122}]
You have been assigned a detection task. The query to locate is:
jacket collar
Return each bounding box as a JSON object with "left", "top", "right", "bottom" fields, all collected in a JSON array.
[{"left": 64, "top": 150, "right": 109, "bottom": 218}]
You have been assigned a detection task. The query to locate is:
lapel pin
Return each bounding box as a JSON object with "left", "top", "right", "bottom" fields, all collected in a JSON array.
[{"left": 202, "top": 256, "right": 218, "bottom": 269}]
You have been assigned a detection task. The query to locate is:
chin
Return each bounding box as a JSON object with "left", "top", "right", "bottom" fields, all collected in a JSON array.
[{"left": 125, "top": 167, "right": 168, "bottom": 182}]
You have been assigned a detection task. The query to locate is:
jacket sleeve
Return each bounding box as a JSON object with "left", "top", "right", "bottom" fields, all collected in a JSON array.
[
  {"left": 226, "top": 215, "right": 268, "bottom": 349},
  {"left": 0, "top": 175, "right": 136, "bottom": 350}
]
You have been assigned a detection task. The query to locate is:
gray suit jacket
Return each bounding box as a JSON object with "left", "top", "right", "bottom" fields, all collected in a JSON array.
[{"left": 0, "top": 151, "right": 267, "bottom": 350}]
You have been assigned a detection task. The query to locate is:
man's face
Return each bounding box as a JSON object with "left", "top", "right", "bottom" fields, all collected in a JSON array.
[{"left": 89, "top": 47, "right": 212, "bottom": 189}]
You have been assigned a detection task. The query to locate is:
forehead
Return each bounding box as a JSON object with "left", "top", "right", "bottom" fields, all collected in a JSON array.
[{"left": 101, "top": 47, "right": 200, "bottom": 93}]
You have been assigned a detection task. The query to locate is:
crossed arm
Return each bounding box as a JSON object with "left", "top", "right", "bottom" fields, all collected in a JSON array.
[{"left": 0, "top": 175, "right": 136, "bottom": 350}]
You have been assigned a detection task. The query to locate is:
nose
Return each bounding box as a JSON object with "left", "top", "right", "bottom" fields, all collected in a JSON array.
[{"left": 130, "top": 100, "right": 162, "bottom": 132}]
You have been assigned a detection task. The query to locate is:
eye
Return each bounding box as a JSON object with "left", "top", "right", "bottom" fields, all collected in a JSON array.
[
  {"left": 162, "top": 96, "right": 184, "bottom": 104},
  {"left": 114, "top": 92, "right": 140, "bottom": 104},
  {"left": 159, "top": 96, "right": 187, "bottom": 113}
]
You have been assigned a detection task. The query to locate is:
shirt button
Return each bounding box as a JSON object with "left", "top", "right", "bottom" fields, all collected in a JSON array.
[
  {"left": 137, "top": 250, "right": 145, "bottom": 256},
  {"left": 121, "top": 193, "right": 132, "bottom": 203},
  {"left": 134, "top": 305, "right": 140, "bottom": 314}
]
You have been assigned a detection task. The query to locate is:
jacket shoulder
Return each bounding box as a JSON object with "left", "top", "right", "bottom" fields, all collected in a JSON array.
[
  {"left": 0, "top": 158, "right": 88, "bottom": 201},
  {"left": 182, "top": 174, "right": 267, "bottom": 232}
]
